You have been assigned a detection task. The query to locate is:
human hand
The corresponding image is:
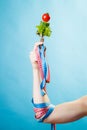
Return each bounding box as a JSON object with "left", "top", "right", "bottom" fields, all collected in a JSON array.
[{"left": 29, "top": 42, "right": 43, "bottom": 69}]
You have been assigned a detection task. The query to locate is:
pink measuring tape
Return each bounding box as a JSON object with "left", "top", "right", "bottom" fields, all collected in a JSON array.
[{"left": 32, "top": 44, "right": 56, "bottom": 130}]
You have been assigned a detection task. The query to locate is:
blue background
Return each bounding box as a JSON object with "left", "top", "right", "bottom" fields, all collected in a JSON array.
[{"left": 0, "top": 0, "right": 87, "bottom": 130}]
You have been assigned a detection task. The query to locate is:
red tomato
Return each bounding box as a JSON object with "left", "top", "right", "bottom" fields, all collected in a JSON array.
[{"left": 42, "top": 13, "right": 50, "bottom": 22}]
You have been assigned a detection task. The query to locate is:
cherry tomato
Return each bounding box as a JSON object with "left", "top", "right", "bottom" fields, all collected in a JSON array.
[{"left": 42, "top": 13, "right": 50, "bottom": 22}]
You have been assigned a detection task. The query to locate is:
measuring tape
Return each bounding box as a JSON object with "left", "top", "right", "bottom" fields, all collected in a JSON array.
[{"left": 32, "top": 44, "right": 56, "bottom": 130}]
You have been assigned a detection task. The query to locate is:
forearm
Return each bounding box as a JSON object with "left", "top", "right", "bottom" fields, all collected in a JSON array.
[
  {"left": 33, "top": 68, "right": 50, "bottom": 103},
  {"left": 33, "top": 68, "right": 44, "bottom": 103}
]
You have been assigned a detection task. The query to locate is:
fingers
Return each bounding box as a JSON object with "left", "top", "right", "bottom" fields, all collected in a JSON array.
[
  {"left": 29, "top": 51, "right": 37, "bottom": 62},
  {"left": 35, "top": 41, "right": 43, "bottom": 46},
  {"left": 29, "top": 41, "right": 44, "bottom": 62},
  {"left": 33, "top": 42, "right": 43, "bottom": 51}
]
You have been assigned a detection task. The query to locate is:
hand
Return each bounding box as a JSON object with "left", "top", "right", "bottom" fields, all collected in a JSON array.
[{"left": 29, "top": 42, "right": 43, "bottom": 69}]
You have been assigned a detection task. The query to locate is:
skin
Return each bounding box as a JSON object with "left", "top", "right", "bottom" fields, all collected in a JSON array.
[{"left": 29, "top": 42, "right": 87, "bottom": 124}]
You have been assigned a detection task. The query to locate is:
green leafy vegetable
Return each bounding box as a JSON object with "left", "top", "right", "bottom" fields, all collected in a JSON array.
[{"left": 36, "top": 21, "right": 52, "bottom": 37}]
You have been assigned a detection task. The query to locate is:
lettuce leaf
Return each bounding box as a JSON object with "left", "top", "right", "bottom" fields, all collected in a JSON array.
[{"left": 36, "top": 21, "right": 52, "bottom": 37}]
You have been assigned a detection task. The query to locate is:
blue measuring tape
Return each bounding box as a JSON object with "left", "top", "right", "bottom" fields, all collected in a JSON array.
[
  {"left": 32, "top": 44, "right": 56, "bottom": 130},
  {"left": 38, "top": 44, "right": 48, "bottom": 96}
]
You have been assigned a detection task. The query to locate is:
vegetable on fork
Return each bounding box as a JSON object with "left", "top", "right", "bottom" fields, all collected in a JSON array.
[{"left": 36, "top": 13, "right": 52, "bottom": 42}]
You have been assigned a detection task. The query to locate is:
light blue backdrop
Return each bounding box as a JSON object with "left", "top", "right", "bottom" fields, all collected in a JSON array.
[{"left": 0, "top": 0, "right": 87, "bottom": 130}]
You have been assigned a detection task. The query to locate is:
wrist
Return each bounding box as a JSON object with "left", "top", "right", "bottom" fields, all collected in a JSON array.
[
  {"left": 33, "top": 68, "right": 39, "bottom": 72},
  {"left": 33, "top": 68, "right": 40, "bottom": 78}
]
